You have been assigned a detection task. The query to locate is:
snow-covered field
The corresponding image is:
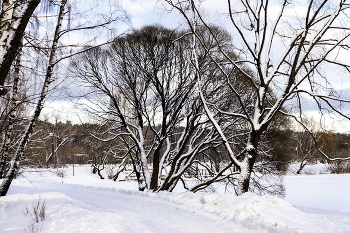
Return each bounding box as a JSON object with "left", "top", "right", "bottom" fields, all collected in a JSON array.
[
  {"left": 1, "top": 165, "right": 350, "bottom": 232},
  {"left": 285, "top": 164, "right": 350, "bottom": 215}
]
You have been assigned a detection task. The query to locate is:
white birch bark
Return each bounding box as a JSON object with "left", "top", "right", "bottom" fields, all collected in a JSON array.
[
  {"left": 0, "top": 0, "right": 67, "bottom": 196},
  {"left": 137, "top": 126, "right": 150, "bottom": 189},
  {"left": 0, "top": 0, "right": 40, "bottom": 95},
  {"left": 0, "top": 0, "right": 14, "bottom": 52},
  {"left": 0, "top": 38, "right": 21, "bottom": 178}
]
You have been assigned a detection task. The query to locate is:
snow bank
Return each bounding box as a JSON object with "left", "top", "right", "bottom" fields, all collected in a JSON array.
[
  {"left": 154, "top": 192, "right": 295, "bottom": 232},
  {"left": 153, "top": 191, "right": 346, "bottom": 233},
  {"left": 2, "top": 165, "right": 350, "bottom": 232}
]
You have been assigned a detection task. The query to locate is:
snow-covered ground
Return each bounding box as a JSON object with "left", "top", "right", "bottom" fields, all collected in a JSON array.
[
  {"left": 285, "top": 163, "right": 350, "bottom": 215},
  {"left": 1, "top": 165, "right": 350, "bottom": 232}
]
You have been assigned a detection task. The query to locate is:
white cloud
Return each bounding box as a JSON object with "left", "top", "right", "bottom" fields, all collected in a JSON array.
[{"left": 41, "top": 99, "right": 92, "bottom": 124}]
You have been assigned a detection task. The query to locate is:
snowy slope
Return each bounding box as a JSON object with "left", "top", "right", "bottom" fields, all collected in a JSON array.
[{"left": 1, "top": 166, "right": 350, "bottom": 232}]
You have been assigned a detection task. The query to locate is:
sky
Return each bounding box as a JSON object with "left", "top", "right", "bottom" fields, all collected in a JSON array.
[
  {"left": 39, "top": 0, "right": 350, "bottom": 133},
  {"left": 40, "top": 0, "right": 201, "bottom": 124}
]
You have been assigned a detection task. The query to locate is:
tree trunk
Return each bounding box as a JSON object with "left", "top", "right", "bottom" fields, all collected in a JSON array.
[
  {"left": 129, "top": 151, "right": 146, "bottom": 191},
  {"left": 0, "top": 0, "right": 67, "bottom": 196},
  {"left": 150, "top": 140, "right": 165, "bottom": 190},
  {"left": 0, "top": 0, "right": 40, "bottom": 95},
  {"left": 296, "top": 161, "right": 307, "bottom": 174},
  {"left": 0, "top": 39, "right": 22, "bottom": 178},
  {"left": 140, "top": 151, "right": 150, "bottom": 190},
  {"left": 236, "top": 161, "right": 252, "bottom": 195},
  {"left": 236, "top": 132, "right": 259, "bottom": 195},
  {"left": 150, "top": 149, "right": 160, "bottom": 190},
  {"left": 134, "top": 163, "right": 145, "bottom": 191}
]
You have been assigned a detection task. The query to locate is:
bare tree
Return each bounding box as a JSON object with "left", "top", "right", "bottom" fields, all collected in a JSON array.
[
  {"left": 166, "top": 0, "right": 350, "bottom": 195},
  {"left": 0, "top": 0, "right": 125, "bottom": 196},
  {"left": 0, "top": 0, "right": 41, "bottom": 96},
  {"left": 0, "top": 0, "right": 68, "bottom": 196},
  {"left": 293, "top": 117, "right": 326, "bottom": 174},
  {"left": 71, "top": 25, "right": 244, "bottom": 191},
  {"left": 70, "top": 23, "right": 288, "bottom": 193}
]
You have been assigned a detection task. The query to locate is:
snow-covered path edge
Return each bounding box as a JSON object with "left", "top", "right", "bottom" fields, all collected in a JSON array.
[{"left": 63, "top": 184, "right": 344, "bottom": 233}]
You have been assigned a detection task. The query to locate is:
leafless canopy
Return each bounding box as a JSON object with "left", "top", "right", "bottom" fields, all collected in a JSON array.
[{"left": 166, "top": 0, "right": 350, "bottom": 195}]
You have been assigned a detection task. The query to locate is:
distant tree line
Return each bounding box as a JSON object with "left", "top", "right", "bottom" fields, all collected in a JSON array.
[
  {"left": 3, "top": 116, "right": 349, "bottom": 188},
  {"left": 18, "top": 118, "right": 350, "bottom": 175}
]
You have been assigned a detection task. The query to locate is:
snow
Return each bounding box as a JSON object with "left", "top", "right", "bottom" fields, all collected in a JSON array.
[
  {"left": 288, "top": 163, "right": 329, "bottom": 175},
  {"left": 285, "top": 174, "right": 350, "bottom": 213},
  {"left": 1, "top": 165, "right": 350, "bottom": 232}
]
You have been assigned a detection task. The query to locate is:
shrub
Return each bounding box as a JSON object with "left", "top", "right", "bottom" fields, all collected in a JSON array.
[
  {"left": 22, "top": 198, "right": 47, "bottom": 233},
  {"left": 327, "top": 161, "right": 350, "bottom": 174}
]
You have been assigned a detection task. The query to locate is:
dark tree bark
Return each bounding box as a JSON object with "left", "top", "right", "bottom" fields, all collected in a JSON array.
[
  {"left": 0, "top": 0, "right": 41, "bottom": 95},
  {"left": 0, "top": 0, "right": 66, "bottom": 196}
]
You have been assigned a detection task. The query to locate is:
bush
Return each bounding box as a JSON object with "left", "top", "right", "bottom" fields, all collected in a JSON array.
[
  {"left": 54, "top": 167, "right": 67, "bottom": 178},
  {"left": 22, "top": 198, "right": 47, "bottom": 233},
  {"left": 327, "top": 161, "right": 350, "bottom": 174}
]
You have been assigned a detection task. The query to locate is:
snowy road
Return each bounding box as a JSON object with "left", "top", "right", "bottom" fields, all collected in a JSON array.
[
  {"left": 3, "top": 181, "right": 257, "bottom": 233},
  {"left": 50, "top": 184, "right": 254, "bottom": 233}
]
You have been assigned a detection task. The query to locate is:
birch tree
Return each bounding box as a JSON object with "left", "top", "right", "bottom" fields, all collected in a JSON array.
[
  {"left": 0, "top": 38, "right": 22, "bottom": 178},
  {"left": 0, "top": 0, "right": 67, "bottom": 196},
  {"left": 166, "top": 0, "right": 350, "bottom": 195},
  {"left": 0, "top": 0, "right": 125, "bottom": 196},
  {"left": 0, "top": 0, "right": 41, "bottom": 96}
]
